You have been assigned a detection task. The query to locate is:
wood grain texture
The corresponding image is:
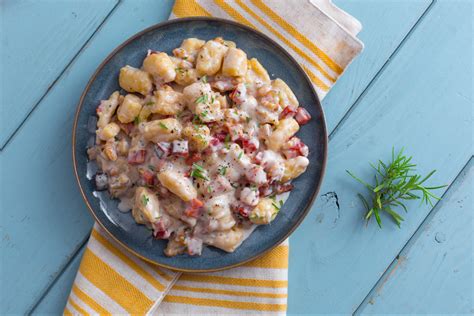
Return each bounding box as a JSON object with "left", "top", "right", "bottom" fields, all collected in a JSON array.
[
  {"left": 1, "top": 0, "right": 471, "bottom": 314},
  {"left": 0, "top": 0, "right": 174, "bottom": 314},
  {"left": 29, "top": 2, "right": 436, "bottom": 313},
  {"left": 287, "top": 0, "right": 472, "bottom": 313},
  {"left": 0, "top": 0, "right": 118, "bottom": 149},
  {"left": 32, "top": 246, "right": 86, "bottom": 315},
  {"left": 23, "top": 0, "right": 436, "bottom": 313},
  {"left": 326, "top": 0, "right": 432, "bottom": 132},
  {"left": 357, "top": 158, "right": 473, "bottom": 314}
]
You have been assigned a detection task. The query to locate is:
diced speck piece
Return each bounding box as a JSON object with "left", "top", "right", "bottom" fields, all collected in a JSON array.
[
  {"left": 172, "top": 140, "right": 189, "bottom": 156},
  {"left": 154, "top": 142, "right": 171, "bottom": 158}
]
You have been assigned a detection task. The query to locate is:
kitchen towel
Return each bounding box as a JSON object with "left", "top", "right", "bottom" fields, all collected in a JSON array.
[{"left": 65, "top": 0, "right": 363, "bottom": 314}]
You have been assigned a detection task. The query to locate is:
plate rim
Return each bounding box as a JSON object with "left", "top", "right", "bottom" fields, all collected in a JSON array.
[{"left": 72, "top": 16, "right": 328, "bottom": 272}]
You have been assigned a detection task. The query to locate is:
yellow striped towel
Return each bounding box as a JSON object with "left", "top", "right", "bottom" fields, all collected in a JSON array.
[{"left": 65, "top": 1, "right": 363, "bottom": 315}]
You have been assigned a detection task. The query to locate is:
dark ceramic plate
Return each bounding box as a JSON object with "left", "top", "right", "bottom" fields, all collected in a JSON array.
[{"left": 73, "top": 17, "right": 327, "bottom": 272}]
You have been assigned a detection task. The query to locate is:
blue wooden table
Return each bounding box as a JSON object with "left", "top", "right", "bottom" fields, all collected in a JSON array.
[{"left": 1, "top": 0, "right": 472, "bottom": 314}]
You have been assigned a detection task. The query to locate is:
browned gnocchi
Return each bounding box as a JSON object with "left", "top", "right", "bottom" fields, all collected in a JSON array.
[{"left": 88, "top": 37, "right": 312, "bottom": 257}]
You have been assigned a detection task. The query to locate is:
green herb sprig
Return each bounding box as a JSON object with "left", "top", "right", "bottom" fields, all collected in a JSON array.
[
  {"left": 218, "top": 165, "right": 227, "bottom": 176},
  {"left": 347, "top": 148, "right": 446, "bottom": 228},
  {"left": 141, "top": 195, "right": 149, "bottom": 206},
  {"left": 191, "top": 163, "right": 209, "bottom": 181},
  {"left": 195, "top": 94, "right": 208, "bottom": 104},
  {"left": 158, "top": 122, "right": 168, "bottom": 130}
]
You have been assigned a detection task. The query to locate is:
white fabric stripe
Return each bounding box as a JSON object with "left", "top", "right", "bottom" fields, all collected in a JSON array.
[
  {"left": 69, "top": 292, "right": 97, "bottom": 315},
  {"left": 201, "top": 267, "right": 288, "bottom": 280},
  {"left": 166, "top": 289, "right": 287, "bottom": 305},
  {"left": 64, "top": 301, "right": 80, "bottom": 315},
  {"left": 234, "top": 6, "right": 334, "bottom": 86},
  {"left": 146, "top": 272, "right": 181, "bottom": 316},
  {"left": 233, "top": 0, "right": 338, "bottom": 77},
  {"left": 173, "top": 279, "right": 288, "bottom": 294},
  {"left": 157, "top": 301, "right": 284, "bottom": 315},
  {"left": 196, "top": 0, "right": 334, "bottom": 88},
  {"left": 88, "top": 235, "right": 161, "bottom": 300},
  {"left": 129, "top": 252, "right": 178, "bottom": 286},
  {"left": 94, "top": 226, "right": 179, "bottom": 286},
  {"left": 75, "top": 272, "right": 128, "bottom": 314}
]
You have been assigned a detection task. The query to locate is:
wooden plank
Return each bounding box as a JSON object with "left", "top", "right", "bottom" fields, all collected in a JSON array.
[
  {"left": 0, "top": 0, "right": 118, "bottom": 149},
  {"left": 325, "top": 0, "right": 432, "bottom": 132},
  {"left": 287, "top": 1, "right": 472, "bottom": 313},
  {"left": 31, "top": 246, "right": 86, "bottom": 315},
  {"left": 0, "top": 0, "right": 174, "bottom": 313},
  {"left": 357, "top": 158, "right": 473, "bottom": 314},
  {"left": 27, "top": 0, "right": 433, "bottom": 313}
]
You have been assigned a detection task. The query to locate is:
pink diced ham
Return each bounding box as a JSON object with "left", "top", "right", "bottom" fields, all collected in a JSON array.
[{"left": 295, "top": 107, "right": 311, "bottom": 125}]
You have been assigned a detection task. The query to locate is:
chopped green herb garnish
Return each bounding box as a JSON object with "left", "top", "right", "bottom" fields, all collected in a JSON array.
[
  {"left": 211, "top": 95, "right": 215, "bottom": 103},
  {"left": 201, "top": 75, "right": 208, "bottom": 83},
  {"left": 224, "top": 134, "right": 231, "bottom": 149},
  {"left": 200, "top": 110, "right": 208, "bottom": 117},
  {"left": 238, "top": 151, "right": 243, "bottom": 160},
  {"left": 145, "top": 101, "right": 154, "bottom": 106},
  {"left": 134, "top": 116, "right": 140, "bottom": 125},
  {"left": 218, "top": 165, "right": 228, "bottom": 176},
  {"left": 158, "top": 122, "right": 168, "bottom": 130},
  {"left": 192, "top": 115, "right": 202, "bottom": 125},
  {"left": 191, "top": 163, "right": 209, "bottom": 180},
  {"left": 246, "top": 116, "right": 251, "bottom": 123},
  {"left": 141, "top": 195, "right": 149, "bottom": 206},
  {"left": 207, "top": 186, "right": 212, "bottom": 193},
  {"left": 195, "top": 94, "right": 208, "bottom": 104},
  {"left": 196, "top": 134, "right": 207, "bottom": 145},
  {"left": 148, "top": 165, "right": 155, "bottom": 171},
  {"left": 175, "top": 67, "right": 185, "bottom": 74}
]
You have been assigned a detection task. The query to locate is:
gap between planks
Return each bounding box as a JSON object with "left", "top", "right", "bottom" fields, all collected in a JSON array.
[
  {"left": 352, "top": 155, "right": 473, "bottom": 315},
  {"left": 0, "top": 0, "right": 122, "bottom": 152},
  {"left": 16, "top": 1, "right": 122, "bottom": 311},
  {"left": 23, "top": 0, "right": 436, "bottom": 312},
  {"left": 26, "top": 233, "right": 90, "bottom": 315},
  {"left": 329, "top": 0, "right": 435, "bottom": 141}
]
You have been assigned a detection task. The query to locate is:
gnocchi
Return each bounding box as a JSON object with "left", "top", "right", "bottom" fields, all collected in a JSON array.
[
  {"left": 119, "top": 66, "right": 153, "bottom": 96},
  {"left": 143, "top": 52, "right": 176, "bottom": 83},
  {"left": 117, "top": 94, "right": 143, "bottom": 123},
  {"left": 196, "top": 39, "right": 228, "bottom": 76},
  {"left": 88, "top": 37, "right": 312, "bottom": 257}
]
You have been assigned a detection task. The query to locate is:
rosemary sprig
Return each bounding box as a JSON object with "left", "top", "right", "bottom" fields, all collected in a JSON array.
[{"left": 347, "top": 148, "right": 446, "bottom": 228}]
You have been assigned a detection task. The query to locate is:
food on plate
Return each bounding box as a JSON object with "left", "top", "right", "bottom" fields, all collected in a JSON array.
[{"left": 87, "top": 37, "right": 312, "bottom": 256}]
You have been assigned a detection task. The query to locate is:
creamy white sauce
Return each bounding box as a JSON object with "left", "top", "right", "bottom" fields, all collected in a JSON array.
[{"left": 89, "top": 37, "right": 311, "bottom": 257}]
